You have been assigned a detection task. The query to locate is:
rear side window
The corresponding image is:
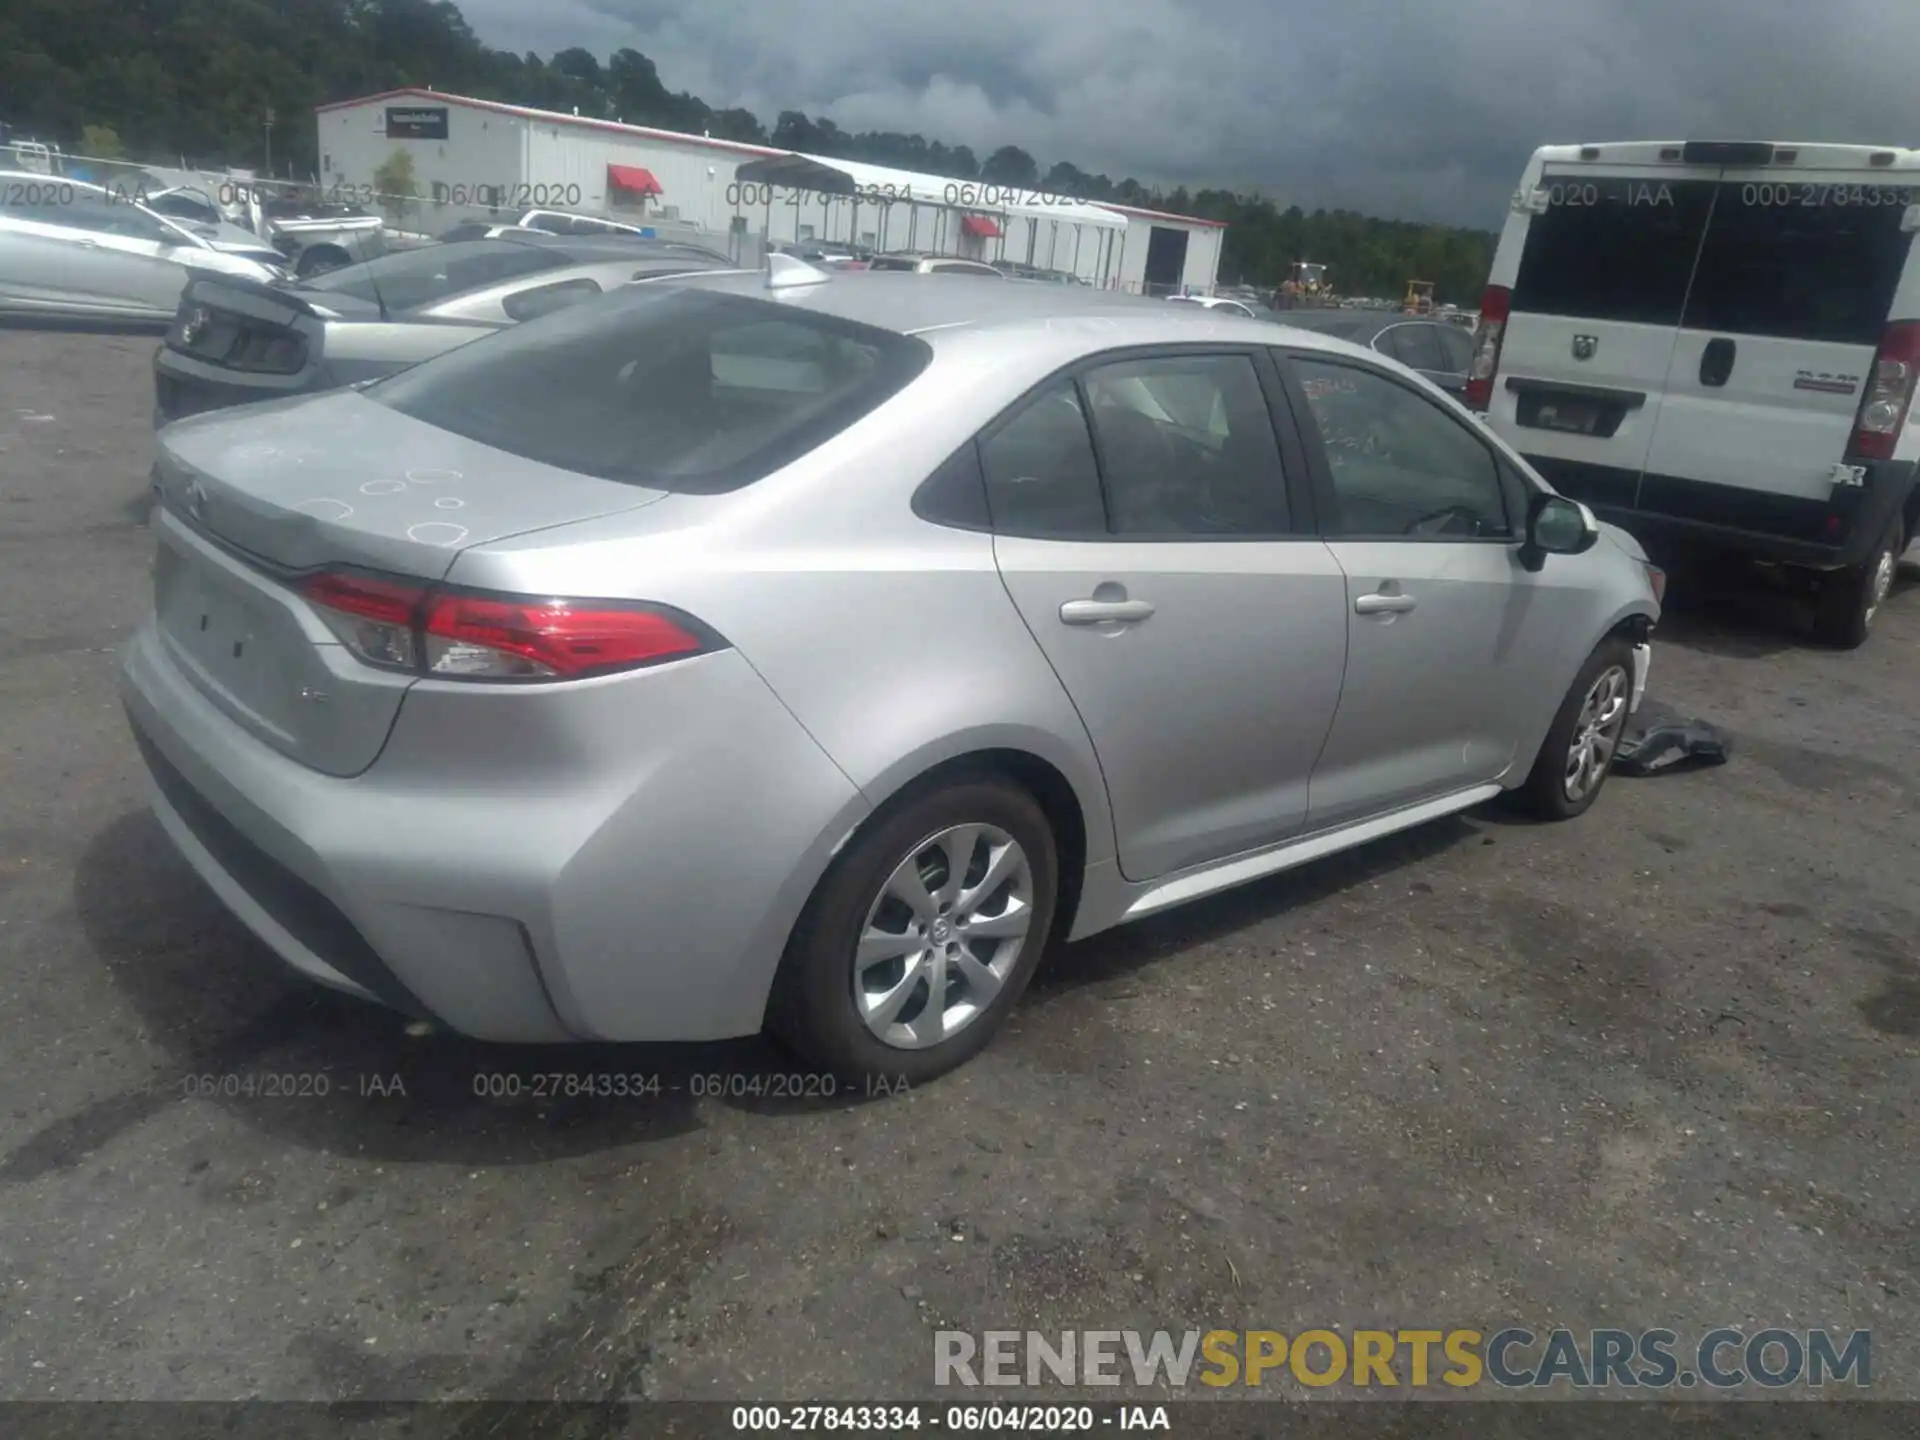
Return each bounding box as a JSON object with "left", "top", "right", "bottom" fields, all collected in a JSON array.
[
  {"left": 1435, "top": 326, "right": 1475, "bottom": 372},
  {"left": 1512, "top": 177, "right": 1715, "bottom": 326},
  {"left": 1082, "top": 354, "right": 1289, "bottom": 534},
  {"left": 372, "top": 287, "right": 931, "bottom": 493},
  {"left": 1680, "top": 187, "right": 1914, "bottom": 345},
  {"left": 1381, "top": 324, "right": 1447, "bottom": 372},
  {"left": 868, "top": 256, "right": 918, "bottom": 272},
  {"left": 979, "top": 380, "right": 1106, "bottom": 535}
]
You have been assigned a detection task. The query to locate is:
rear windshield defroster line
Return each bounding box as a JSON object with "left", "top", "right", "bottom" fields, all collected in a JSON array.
[{"left": 370, "top": 288, "right": 932, "bottom": 494}]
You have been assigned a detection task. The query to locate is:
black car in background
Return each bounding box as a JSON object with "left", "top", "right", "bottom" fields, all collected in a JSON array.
[{"left": 1276, "top": 307, "right": 1476, "bottom": 397}]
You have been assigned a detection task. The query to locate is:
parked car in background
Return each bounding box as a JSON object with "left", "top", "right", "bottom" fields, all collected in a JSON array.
[
  {"left": 867, "top": 251, "right": 1004, "bottom": 276},
  {"left": 992, "top": 260, "right": 1089, "bottom": 284},
  {"left": 0, "top": 171, "right": 286, "bottom": 323},
  {"left": 152, "top": 231, "right": 738, "bottom": 424},
  {"left": 124, "top": 269, "right": 1659, "bottom": 1086},
  {"left": 1277, "top": 307, "right": 1477, "bottom": 398},
  {"left": 1167, "top": 294, "right": 1283, "bottom": 321},
  {"left": 1472, "top": 139, "right": 1920, "bottom": 648}
]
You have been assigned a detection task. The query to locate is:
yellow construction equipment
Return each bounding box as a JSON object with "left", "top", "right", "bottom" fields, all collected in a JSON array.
[{"left": 1404, "top": 279, "right": 1436, "bottom": 315}]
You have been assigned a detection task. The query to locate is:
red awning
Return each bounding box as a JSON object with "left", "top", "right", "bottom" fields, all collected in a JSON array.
[
  {"left": 607, "top": 164, "right": 663, "bottom": 197},
  {"left": 961, "top": 214, "right": 1001, "bottom": 238}
]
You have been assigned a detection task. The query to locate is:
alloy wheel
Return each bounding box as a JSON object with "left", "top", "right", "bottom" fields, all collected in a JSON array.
[
  {"left": 1564, "top": 664, "right": 1630, "bottom": 803},
  {"left": 853, "top": 823, "right": 1035, "bottom": 1050}
]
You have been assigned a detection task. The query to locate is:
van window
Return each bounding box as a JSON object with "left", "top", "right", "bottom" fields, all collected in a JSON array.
[
  {"left": 1680, "top": 188, "right": 1914, "bottom": 346},
  {"left": 1511, "top": 178, "right": 1716, "bottom": 326}
]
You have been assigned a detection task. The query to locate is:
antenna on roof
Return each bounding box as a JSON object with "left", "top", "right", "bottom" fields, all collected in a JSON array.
[{"left": 766, "top": 252, "right": 831, "bottom": 291}]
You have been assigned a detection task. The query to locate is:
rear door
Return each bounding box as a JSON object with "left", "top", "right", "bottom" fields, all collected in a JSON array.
[
  {"left": 1640, "top": 173, "right": 1916, "bottom": 537},
  {"left": 987, "top": 349, "right": 1350, "bottom": 881},
  {"left": 1494, "top": 168, "right": 1717, "bottom": 513}
]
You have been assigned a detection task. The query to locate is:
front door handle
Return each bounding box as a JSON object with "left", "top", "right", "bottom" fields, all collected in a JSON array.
[
  {"left": 1354, "top": 592, "right": 1417, "bottom": 615},
  {"left": 1060, "top": 598, "right": 1156, "bottom": 625}
]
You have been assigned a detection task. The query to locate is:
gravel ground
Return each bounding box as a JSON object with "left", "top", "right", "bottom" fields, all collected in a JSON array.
[{"left": 1, "top": 327, "right": 1917, "bottom": 1427}]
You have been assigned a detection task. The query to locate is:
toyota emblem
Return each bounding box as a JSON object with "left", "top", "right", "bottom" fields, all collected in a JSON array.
[{"left": 1572, "top": 334, "right": 1598, "bottom": 361}]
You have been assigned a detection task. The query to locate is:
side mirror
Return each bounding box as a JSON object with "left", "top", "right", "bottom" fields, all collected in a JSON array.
[{"left": 1519, "top": 493, "right": 1598, "bottom": 571}]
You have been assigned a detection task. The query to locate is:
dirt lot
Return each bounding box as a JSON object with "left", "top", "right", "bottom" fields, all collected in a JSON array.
[{"left": 2, "top": 327, "right": 1918, "bottom": 1426}]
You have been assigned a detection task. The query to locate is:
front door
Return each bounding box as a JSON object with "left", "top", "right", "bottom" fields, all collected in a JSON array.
[
  {"left": 1283, "top": 352, "right": 1589, "bottom": 829},
  {"left": 986, "top": 352, "right": 1349, "bottom": 882}
]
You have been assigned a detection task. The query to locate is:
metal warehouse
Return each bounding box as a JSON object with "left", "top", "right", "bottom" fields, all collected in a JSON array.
[{"left": 315, "top": 89, "right": 1226, "bottom": 294}]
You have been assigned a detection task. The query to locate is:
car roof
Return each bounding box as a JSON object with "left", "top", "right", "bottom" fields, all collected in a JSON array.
[
  {"left": 484, "top": 230, "right": 732, "bottom": 265},
  {"left": 664, "top": 269, "right": 1389, "bottom": 360}
]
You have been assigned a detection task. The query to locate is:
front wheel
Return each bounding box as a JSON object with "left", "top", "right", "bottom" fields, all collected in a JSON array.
[
  {"left": 1813, "top": 515, "right": 1903, "bottom": 649},
  {"left": 1507, "top": 638, "right": 1636, "bottom": 821},
  {"left": 770, "top": 774, "right": 1059, "bottom": 1086}
]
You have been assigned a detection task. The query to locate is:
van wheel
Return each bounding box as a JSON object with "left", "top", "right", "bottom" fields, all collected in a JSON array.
[
  {"left": 1506, "top": 638, "right": 1635, "bottom": 821},
  {"left": 1813, "top": 516, "right": 1903, "bottom": 649},
  {"left": 770, "top": 775, "right": 1058, "bottom": 1086}
]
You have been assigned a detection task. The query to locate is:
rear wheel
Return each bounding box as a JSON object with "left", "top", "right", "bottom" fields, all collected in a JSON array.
[
  {"left": 1813, "top": 515, "right": 1903, "bottom": 649},
  {"left": 1507, "top": 638, "right": 1635, "bottom": 821},
  {"left": 771, "top": 775, "right": 1059, "bottom": 1085}
]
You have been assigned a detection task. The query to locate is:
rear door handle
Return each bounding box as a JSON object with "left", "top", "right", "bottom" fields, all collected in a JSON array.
[
  {"left": 1060, "top": 598, "right": 1156, "bottom": 625},
  {"left": 1354, "top": 592, "right": 1417, "bottom": 614},
  {"left": 1700, "top": 336, "right": 1736, "bottom": 387}
]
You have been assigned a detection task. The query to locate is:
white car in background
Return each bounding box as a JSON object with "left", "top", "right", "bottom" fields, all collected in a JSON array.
[{"left": 0, "top": 171, "right": 286, "bottom": 323}]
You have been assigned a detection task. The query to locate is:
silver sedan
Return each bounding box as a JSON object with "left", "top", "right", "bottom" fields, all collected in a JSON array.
[
  {"left": 0, "top": 172, "right": 285, "bottom": 322},
  {"left": 121, "top": 266, "right": 1662, "bottom": 1083}
]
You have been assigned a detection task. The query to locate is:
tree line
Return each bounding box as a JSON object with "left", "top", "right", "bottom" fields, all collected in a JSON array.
[{"left": 0, "top": 0, "right": 1494, "bottom": 300}]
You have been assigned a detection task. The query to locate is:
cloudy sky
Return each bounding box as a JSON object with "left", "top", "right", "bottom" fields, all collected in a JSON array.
[{"left": 453, "top": 0, "right": 1920, "bottom": 229}]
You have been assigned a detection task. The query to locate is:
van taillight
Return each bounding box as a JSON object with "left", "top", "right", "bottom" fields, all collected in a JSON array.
[
  {"left": 1465, "top": 284, "right": 1511, "bottom": 411},
  {"left": 1851, "top": 321, "right": 1920, "bottom": 461},
  {"left": 300, "top": 570, "right": 719, "bottom": 682}
]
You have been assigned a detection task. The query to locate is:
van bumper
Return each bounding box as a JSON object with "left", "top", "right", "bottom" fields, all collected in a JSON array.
[{"left": 1529, "top": 456, "right": 1917, "bottom": 570}]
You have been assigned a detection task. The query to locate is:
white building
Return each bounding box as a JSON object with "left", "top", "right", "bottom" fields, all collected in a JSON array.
[{"left": 314, "top": 88, "right": 1226, "bottom": 294}]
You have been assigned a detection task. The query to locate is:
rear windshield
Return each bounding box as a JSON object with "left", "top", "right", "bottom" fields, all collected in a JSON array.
[
  {"left": 1514, "top": 175, "right": 1915, "bottom": 341},
  {"left": 370, "top": 286, "right": 932, "bottom": 492},
  {"left": 301, "top": 241, "right": 562, "bottom": 312},
  {"left": 1680, "top": 188, "right": 1913, "bottom": 345},
  {"left": 1513, "top": 177, "right": 1717, "bottom": 326}
]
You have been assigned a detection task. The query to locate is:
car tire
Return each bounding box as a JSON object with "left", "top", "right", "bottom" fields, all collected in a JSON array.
[
  {"left": 770, "top": 773, "right": 1059, "bottom": 1086},
  {"left": 1506, "top": 637, "right": 1637, "bottom": 822},
  {"left": 1813, "top": 515, "right": 1903, "bottom": 650}
]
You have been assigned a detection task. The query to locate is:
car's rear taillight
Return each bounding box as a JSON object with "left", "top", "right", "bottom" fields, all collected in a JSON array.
[
  {"left": 1850, "top": 321, "right": 1920, "bottom": 461},
  {"left": 299, "top": 570, "right": 717, "bottom": 682},
  {"left": 420, "top": 592, "right": 708, "bottom": 679},
  {"left": 1464, "top": 284, "right": 1510, "bottom": 412}
]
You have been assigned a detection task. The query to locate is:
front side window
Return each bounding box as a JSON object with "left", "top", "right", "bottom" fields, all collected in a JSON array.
[
  {"left": 1082, "top": 353, "right": 1289, "bottom": 535},
  {"left": 374, "top": 287, "right": 930, "bottom": 492},
  {"left": 1290, "top": 357, "right": 1510, "bottom": 539}
]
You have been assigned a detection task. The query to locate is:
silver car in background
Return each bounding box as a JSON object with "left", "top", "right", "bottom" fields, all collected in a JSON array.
[
  {"left": 153, "top": 231, "right": 742, "bottom": 424},
  {"left": 122, "top": 267, "right": 1661, "bottom": 1083},
  {"left": 0, "top": 172, "right": 286, "bottom": 323}
]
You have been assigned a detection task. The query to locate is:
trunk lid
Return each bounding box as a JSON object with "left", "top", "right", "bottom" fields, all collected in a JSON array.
[{"left": 151, "top": 389, "right": 670, "bottom": 774}]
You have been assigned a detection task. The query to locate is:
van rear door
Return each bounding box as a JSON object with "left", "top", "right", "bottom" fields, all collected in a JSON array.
[
  {"left": 1493, "top": 166, "right": 1717, "bottom": 514},
  {"left": 1639, "top": 171, "right": 1916, "bottom": 544}
]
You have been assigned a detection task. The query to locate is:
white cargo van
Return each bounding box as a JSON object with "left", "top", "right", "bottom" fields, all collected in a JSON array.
[{"left": 1468, "top": 141, "right": 1920, "bottom": 646}]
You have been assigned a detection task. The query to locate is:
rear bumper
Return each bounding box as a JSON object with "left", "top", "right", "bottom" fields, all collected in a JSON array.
[
  {"left": 1525, "top": 456, "right": 1918, "bottom": 569},
  {"left": 120, "top": 618, "right": 869, "bottom": 1043}
]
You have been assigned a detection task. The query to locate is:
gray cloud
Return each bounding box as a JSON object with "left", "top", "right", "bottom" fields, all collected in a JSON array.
[{"left": 452, "top": 0, "right": 1920, "bottom": 228}]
